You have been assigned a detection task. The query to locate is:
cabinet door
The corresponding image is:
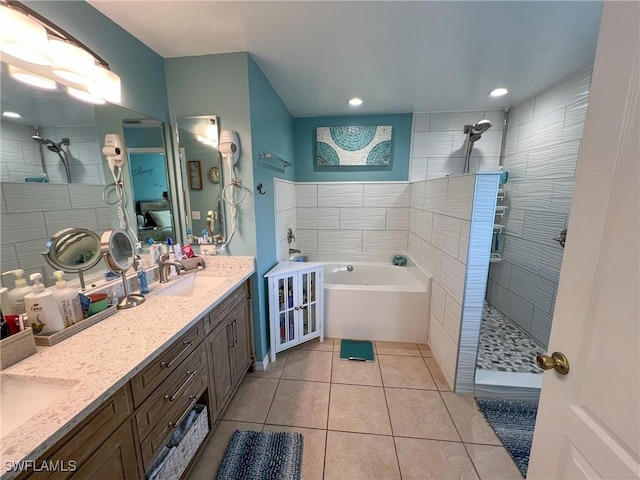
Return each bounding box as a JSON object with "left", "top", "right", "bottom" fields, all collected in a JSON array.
[
  {"left": 206, "top": 320, "right": 233, "bottom": 420},
  {"left": 273, "top": 273, "right": 298, "bottom": 351},
  {"left": 299, "top": 268, "right": 320, "bottom": 341},
  {"left": 70, "top": 419, "right": 142, "bottom": 480},
  {"left": 230, "top": 299, "right": 251, "bottom": 383}
]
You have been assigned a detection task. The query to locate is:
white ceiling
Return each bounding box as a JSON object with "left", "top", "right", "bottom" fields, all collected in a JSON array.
[{"left": 92, "top": 2, "right": 602, "bottom": 117}]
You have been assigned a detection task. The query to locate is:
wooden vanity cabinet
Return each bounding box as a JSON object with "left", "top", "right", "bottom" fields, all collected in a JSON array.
[
  {"left": 204, "top": 281, "right": 252, "bottom": 422},
  {"left": 18, "top": 281, "right": 254, "bottom": 480},
  {"left": 21, "top": 385, "right": 141, "bottom": 480}
]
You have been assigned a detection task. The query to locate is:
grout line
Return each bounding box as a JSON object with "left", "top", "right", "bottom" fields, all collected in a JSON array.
[
  {"left": 379, "top": 348, "right": 403, "bottom": 479},
  {"left": 322, "top": 348, "right": 334, "bottom": 480}
]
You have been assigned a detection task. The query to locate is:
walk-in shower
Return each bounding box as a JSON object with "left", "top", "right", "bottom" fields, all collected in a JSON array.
[
  {"left": 462, "top": 119, "right": 492, "bottom": 173},
  {"left": 32, "top": 135, "right": 72, "bottom": 183}
]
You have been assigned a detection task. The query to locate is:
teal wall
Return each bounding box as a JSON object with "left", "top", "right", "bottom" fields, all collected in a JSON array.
[
  {"left": 293, "top": 114, "right": 413, "bottom": 182},
  {"left": 165, "top": 53, "right": 257, "bottom": 257},
  {"left": 247, "top": 56, "right": 295, "bottom": 362},
  {"left": 25, "top": 1, "right": 169, "bottom": 123}
]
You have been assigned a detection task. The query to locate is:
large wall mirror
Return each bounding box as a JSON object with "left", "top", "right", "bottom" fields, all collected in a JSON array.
[
  {"left": 174, "top": 115, "right": 225, "bottom": 244},
  {"left": 0, "top": 61, "right": 179, "bottom": 287}
]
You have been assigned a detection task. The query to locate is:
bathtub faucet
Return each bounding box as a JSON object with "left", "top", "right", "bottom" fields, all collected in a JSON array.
[{"left": 289, "top": 248, "right": 301, "bottom": 254}]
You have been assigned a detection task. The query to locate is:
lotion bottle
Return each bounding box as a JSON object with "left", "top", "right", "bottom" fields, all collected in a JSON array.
[
  {"left": 52, "top": 271, "right": 83, "bottom": 326},
  {"left": 24, "top": 273, "right": 66, "bottom": 335},
  {"left": 2, "top": 269, "right": 33, "bottom": 315}
]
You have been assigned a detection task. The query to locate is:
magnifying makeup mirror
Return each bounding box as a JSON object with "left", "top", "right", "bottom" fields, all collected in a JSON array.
[
  {"left": 42, "top": 228, "right": 103, "bottom": 290},
  {"left": 101, "top": 228, "right": 144, "bottom": 309}
]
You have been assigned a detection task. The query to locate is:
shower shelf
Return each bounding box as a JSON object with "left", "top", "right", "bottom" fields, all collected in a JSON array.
[
  {"left": 494, "top": 205, "right": 508, "bottom": 218},
  {"left": 493, "top": 224, "right": 505, "bottom": 232},
  {"left": 489, "top": 253, "right": 503, "bottom": 263},
  {"left": 497, "top": 189, "right": 506, "bottom": 201}
]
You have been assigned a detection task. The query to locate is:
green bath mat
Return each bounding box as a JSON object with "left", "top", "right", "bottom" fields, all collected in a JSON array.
[{"left": 340, "top": 339, "right": 374, "bottom": 362}]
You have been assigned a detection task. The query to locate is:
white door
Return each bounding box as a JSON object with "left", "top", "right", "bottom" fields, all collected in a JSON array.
[{"left": 527, "top": 2, "right": 639, "bottom": 479}]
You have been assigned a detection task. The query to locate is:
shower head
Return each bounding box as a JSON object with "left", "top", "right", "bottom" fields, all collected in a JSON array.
[
  {"left": 32, "top": 135, "right": 69, "bottom": 152},
  {"left": 471, "top": 119, "right": 492, "bottom": 135},
  {"left": 468, "top": 133, "right": 482, "bottom": 142}
]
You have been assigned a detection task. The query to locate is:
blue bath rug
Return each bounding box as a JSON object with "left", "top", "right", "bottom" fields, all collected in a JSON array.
[
  {"left": 215, "top": 430, "right": 303, "bottom": 480},
  {"left": 475, "top": 397, "right": 538, "bottom": 477},
  {"left": 340, "top": 339, "right": 374, "bottom": 361}
]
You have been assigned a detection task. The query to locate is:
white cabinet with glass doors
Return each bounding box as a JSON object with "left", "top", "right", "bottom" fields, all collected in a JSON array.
[{"left": 265, "top": 262, "right": 324, "bottom": 362}]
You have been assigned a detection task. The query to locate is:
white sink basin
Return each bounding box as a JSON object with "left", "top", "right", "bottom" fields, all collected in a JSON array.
[
  {"left": 153, "top": 274, "right": 226, "bottom": 297},
  {"left": 0, "top": 374, "right": 79, "bottom": 436}
]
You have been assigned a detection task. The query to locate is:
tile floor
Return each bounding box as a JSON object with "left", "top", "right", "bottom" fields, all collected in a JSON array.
[
  {"left": 190, "top": 339, "right": 523, "bottom": 480},
  {"left": 477, "top": 303, "right": 545, "bottom": 374}
]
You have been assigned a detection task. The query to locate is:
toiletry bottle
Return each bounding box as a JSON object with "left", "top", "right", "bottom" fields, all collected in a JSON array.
[
  {"left": 2, "top": 269, "right": 33, "bottom": 315},
  {"left": 186, "top": 225, "right": 193, "bottom": 244},
  {"left": 137, "top": 265, "right": 149, "bottom": 294},
  {"left": 107, "top": 290, "right": 119, "bottom": 307},
  {"left": 52, "top": 271, "right": 83, "bottom": 326},
  {"left": 1, "top": 309, "right": 11, "bottom": 339},
  {"left": 24, "top": 273, "right": 66, "bottom": 335}
]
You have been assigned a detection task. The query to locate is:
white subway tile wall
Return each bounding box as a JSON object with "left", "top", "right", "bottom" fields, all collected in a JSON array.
[
  {"left": 489, "top": 69, "right": 590, "bottom": 348},
  {"left": 273, "top": 179, "right": 297, "bottom": 262},
  {"left": 409, "top": 173, "right": 499, "bottom": 390},
  {"left": 1, "top": 122, "right": 104, "bottom": 185},
  {"left": 0, "top": 183, "right": 118, "bottom": 287},
  {"left": 293, "top": 182, "right": 411, "bottom": 255},
  {"left": 410, "top": 110, "right": 504, "bottom": 181}
]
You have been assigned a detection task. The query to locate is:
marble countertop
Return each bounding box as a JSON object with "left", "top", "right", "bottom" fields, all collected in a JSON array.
[{"left": 0, "top": 256, "right": 255, "bottom": 478}]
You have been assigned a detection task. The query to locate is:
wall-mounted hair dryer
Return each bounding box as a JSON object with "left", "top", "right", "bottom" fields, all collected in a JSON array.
[
  {"left": 219, "top": 130, "right": 239, "bottom": 167},
  {"left": 102, "top": 134, "right": 126, "bottom": 182}
]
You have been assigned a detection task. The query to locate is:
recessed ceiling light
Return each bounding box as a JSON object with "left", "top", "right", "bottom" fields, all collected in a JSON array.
[
  {"left": 489, "top": 87, "right": 509, "bottom": 97},
  {"left": 2, "top": 111, "right": 22, "bottom": 119},
  {"left": 348, "top": 97, "right": 363, "bottom": 106}
]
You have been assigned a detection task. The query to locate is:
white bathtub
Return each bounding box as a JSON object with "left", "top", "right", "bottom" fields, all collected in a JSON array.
[{"left": 323, "top": 262, "right": 431, "bottom": 343}]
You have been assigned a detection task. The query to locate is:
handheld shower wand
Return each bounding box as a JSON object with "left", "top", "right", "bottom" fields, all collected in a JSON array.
[
  {"left": 32, "top": 135, "right": 72, "bottom": 182},
  {"left": 462, "top": 119, "right": 492, "bottom": 173}
]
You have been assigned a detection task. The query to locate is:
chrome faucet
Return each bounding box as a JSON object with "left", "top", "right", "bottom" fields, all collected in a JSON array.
[
  {"left": 289, "top": 248, "right": 301, "bottom": 255},
  {"left": 158, "top": 253, "right": 185, "bottom": 283}
]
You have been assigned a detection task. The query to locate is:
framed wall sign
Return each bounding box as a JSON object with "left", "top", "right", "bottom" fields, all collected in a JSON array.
[{"left": 188, "top": 160, "right": 203, "bottom": 190}]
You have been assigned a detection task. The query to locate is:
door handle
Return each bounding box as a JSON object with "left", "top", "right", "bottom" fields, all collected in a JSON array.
[{"left": 536, "top": 351, "right": 570, "bottom": 375}]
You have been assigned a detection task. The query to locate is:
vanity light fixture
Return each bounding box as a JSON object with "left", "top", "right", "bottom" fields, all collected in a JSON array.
[
  {"left": 0, "top": 3, "right": 50, "bottom": 65},
  {"left": 2, "top": 111, "right": 21, "bottom": 118},
  {"left": 67, "top": 86, "right": 106, "bottom": 105},
  {"left": 489, "top": 87, "right": 509, "bottom": 97},
  {"left": 8, "top": 65, "right": 56, "bottom": 89},
  {"left": 0, "top": 1, "right": 122, "bottom": 104},
  {"left": 348, "top": 97, "right": 363, "bottom": 106}
]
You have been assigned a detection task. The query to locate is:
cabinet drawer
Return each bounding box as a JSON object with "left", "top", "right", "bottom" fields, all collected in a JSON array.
[
  {"left": 204, "top": 282, "right": 248, "bottom": 334},
  {"left": 136, "top": 345, "right": 208, "bottom": 469},
  {"left": 25, "top": 385, "right": 133, "bottom": 480},
  {"left": 130, "top": 320, "right": 204, "bottom": 407}
]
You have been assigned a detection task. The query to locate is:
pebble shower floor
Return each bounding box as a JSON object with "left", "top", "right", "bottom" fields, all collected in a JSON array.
[{"left": 476, "top": 303, "right": 545, "bottom": 374}]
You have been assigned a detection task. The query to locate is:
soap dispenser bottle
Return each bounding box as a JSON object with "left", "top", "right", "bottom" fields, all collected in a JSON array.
[
  {"left": 52, "top": 271, "right": 83, "bottom": 326},
  {"left": 24, "top": 273, "right": 66, "bottom": 335},
  {"left": 2, "top": 269, "right": 33, "bottom": 315}
]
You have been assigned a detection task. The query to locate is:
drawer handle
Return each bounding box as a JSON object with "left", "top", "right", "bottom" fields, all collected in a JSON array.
[
  {"left": 160, "top": 341, "right": 194, "bottom": 368},
  {"left": 233, "top": 318, "right": 238, "bottom": 346},
  {"left": 227, "top": 323, "right": 234, "bottom": 348},
  {"left": 168, "top": 395, "right": 199, "bottom": 429},
  {"left": 164, "top": 370, "right": 197, "bottom": 402}
]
